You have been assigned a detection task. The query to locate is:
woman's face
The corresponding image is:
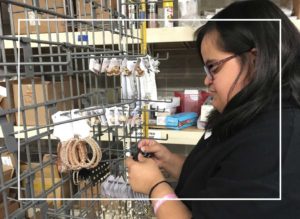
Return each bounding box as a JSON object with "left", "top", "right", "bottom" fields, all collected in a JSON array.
[{"left": 201, "top": 31, "right": 250, "bottom": 112}]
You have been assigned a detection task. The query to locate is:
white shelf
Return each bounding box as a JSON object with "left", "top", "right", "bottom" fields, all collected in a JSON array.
[
  {"left": 149, "top": 126, "right": 204, "bottom": 145},
  {"left": 147, "top": 26, "right": 197, "bottom": 43},
  {"left": 0, "top": 126, "right": 204, "bottom": 145}
]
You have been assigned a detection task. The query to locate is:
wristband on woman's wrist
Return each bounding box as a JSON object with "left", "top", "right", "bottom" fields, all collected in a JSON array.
[
  {"left": 154, "top": 193, "right": 178, "bottom": 214},
  {"left": 149, "top": 180, "right": 169, "bottom": 198}
]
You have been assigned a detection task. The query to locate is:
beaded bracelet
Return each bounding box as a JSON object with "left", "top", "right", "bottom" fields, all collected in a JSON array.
[
  {"left": 61, "top": 139, "right": 75, "bottom": 169},
  {"left": 66, "top": 138, "right": 81, "bottom": 170},
  {"left": 83, "top": 137, "right": 102, "bottom": 168},
  {"left": 57, "top": 137, "right": 102, "bottom": 174},
  {"left": 57, "top": 142, "right": 65, "bottom": 173},
  {"left": 70, "top": 139, "right": 91, "bottom": 169}
]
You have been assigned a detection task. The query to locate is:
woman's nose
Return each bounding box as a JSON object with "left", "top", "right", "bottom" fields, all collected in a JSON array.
[{"left": 204, "top": 74, "right": 213, "bottom": 86}]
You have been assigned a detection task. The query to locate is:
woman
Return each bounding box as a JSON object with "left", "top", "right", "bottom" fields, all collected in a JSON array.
[{"left": 126, "top": 1, "right": 300, "bottom": 218}]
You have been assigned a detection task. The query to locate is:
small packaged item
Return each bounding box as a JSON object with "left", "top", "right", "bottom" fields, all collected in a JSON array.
[
  {"left": 89, "top": 55, "right": 101, "bottom": 75},
  {"left": 135, "top": 58, "right": 144, "bottom": 77},
  {"left": 107, "top": 58, "right": 121, "bottom": 76},
  {"left": 114, "top": 107, "right": 120, "bottom": 126},
  {"left": 100, "top": 58, "right": 110, "bottom": 74},
  {"left": 166, "top": 112, "right": 198, "bottom": 130},
  {"left": 51, "top": 111, "right": 74, "bottom": 141},
  {"left": 105, "top": 108, "right": 115, "bottom": 126},
  {"left": 71, "top": 109, "right": 90, "bottom": 138},
  {"left": 197, "top": 97, "right": 214, "bottom": 129},
  {"left": 121, "top": 58, "right": 131, "bottom": 76},
  {"left": 118, "top": 108, "right": 127, "bottom": 123}
]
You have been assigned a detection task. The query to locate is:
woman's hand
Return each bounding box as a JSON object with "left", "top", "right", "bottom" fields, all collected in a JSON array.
[
  {"left": 138, "top": 139, "right": 172, "bottom": 168},
  {"left": 138, "top": 139, "right": 186, "bottom": 179},
  {"left": 126, "top": 153, "right": 165, "bottom": 195}
]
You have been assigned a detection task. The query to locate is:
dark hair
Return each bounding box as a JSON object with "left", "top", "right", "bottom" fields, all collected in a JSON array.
[{"left": 196, "top": 0, "right": 300, "bottom": 140}]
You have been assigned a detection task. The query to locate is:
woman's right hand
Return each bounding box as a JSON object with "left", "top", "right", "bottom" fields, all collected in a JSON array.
[{"left": 138, "top": 139, "right": 172, "bottom": 169}]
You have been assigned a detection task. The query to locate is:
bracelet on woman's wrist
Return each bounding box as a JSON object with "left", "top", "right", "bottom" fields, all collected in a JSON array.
[
  {"left": 149, "top": 180, "right": 169, "bottom": 198},
  {"left": 154, "top": 193, "right": 178, "bottom": 215}
]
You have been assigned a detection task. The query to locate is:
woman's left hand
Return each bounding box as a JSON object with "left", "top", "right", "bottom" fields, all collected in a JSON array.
[{"left": 126, "top": 153, "right": 165, "bottom": 195}]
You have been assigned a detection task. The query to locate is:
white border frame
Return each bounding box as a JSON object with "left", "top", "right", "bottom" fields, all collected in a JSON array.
[{"left": 17, "top": 18, "right": 281, "bottom": 201}]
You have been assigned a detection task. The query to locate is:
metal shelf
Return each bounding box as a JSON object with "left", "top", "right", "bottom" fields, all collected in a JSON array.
[
  {"left": 0, "top": 125, "right": 204, "bottom": 145},
  {"left": 3, "top": 26, "right": 195, "bottom": 49},
  {"left": 4, "top": 19, "right": 300, "bottom": 49}
]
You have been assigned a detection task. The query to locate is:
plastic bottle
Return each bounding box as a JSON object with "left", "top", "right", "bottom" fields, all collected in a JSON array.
[
  {"left": 163, "top": 0, "right": 174, "bottom": 27},
  {"left": 147, "top": 1, "right": 158, "bottom": 28}
]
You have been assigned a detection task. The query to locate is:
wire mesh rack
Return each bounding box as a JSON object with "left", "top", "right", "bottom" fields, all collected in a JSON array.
[{"left": 0, "top": 0, "right": 166, "bottom": 218}]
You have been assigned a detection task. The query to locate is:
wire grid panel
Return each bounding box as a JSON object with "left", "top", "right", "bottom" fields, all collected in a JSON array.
[{"left": 0, "top": 0, "right": 149, "bottom": 218}]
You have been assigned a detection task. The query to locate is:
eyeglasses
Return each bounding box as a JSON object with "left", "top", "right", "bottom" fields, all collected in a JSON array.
[{"left": 203, "top": 54, "right": 238, "bottom": 80}]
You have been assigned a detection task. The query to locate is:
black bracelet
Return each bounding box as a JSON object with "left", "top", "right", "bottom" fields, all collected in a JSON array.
[{"left": 149, "top": 180, "right": 169, "bottom": 198}]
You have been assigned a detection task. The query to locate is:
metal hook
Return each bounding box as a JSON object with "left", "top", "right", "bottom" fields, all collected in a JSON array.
[{"left": 155, "top": 52, "right": 169, "bottom": 61}]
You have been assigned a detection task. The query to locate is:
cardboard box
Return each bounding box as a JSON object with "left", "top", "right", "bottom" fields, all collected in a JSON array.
[
  {"left": 156, "top": 108, "right": 176, "bottom": 126},
  {"left": 11, "top": 0, "right": 66, "bottom": 35},
  {"left": 20, "top": 154, "right": 70, "bottom": 208},
  {"left": 78, "top": 1, "right": 110, "bottom": 21},
  {"left": 1, "top": 153, "right": 16, "bottom": 203},
  {"left": 12, "top": 78, "right": 76, "bottom": 126},
  {"left": 174, "top": 90, "right": 210, "bottom": 115},
  {"left": 79, "top": 182, "right": 101, "bottom": 198},
  {"left": 0, "top": 201, "right": 19, "bottom": 219},
  {"left": 0, "top": 81, "right": 16, "bottom": 124}
]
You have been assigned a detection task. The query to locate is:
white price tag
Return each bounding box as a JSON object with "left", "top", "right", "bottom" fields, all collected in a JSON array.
[
  {"left": 51, "top": 111, "right": 74, "bottom": 141},
  {"left": 1, "top": 156, "right": 12, "bottom": 166},
  {"left": 28, "top": 11, "right": 40, "bottom": 26},
  {"left": 0, "top": 86, "right": 7, "bottom": 97},
  {"left": 200, "top": 105, "right": 214, "bottom": 122},
  {"left": 71, "top": 109, "right": 90, "bottom": 138},
  {"left": 89, "top": 56, "right": 101, "bottom": 74},
  {"left": 149, "top": 130, "right": 161, "bottom": 139}
]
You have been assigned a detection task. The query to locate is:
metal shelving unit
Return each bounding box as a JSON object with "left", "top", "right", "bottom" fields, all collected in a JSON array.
[{"left": 0, "top": 0, "right": 163, "bottom": 218}]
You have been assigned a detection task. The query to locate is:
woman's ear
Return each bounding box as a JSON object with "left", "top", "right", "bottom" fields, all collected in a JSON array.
[{"left": 249, "top": 48, "right": 257, "bottom": 64}]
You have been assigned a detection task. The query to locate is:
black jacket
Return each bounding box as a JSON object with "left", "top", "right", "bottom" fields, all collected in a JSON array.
[{"left": 175, "top": 100, "right": 300, "bottom": 219}]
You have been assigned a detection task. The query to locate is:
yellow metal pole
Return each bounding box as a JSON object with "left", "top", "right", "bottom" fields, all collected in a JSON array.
[{"left": 140, "top": 0, "right": 149, "bottom": 138}]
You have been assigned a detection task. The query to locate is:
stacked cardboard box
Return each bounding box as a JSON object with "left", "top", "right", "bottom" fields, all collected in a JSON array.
[
  {"left": 0, "top": 153, "right": 16, "bottom": 203},
  {"left": 0, "top": 81, "right": 16, "bottom": 124},
  {"left": 78, "top": 1, "right": 111, "bottom": 19},
  {"left": 20, "top": 154, "right": 70, "bottom": 208},
  {"left": 0, "top": 152, "right": 19, "bottom": 218},
  {"left": 11, "top": 0, "right": 66, "bottom": 35},
  {"left": 12, "top": 78, "right": 78, "bottom": 126}
]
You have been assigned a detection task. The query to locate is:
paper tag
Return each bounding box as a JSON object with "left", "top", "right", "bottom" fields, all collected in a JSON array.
[
  {"left": 28, "top": 11, "right": 40, "bottom": 26},
  {"left": 200, "top": 105, "right": 214, "bottom": 122},
  {"left": 89, "top": 56, "right": 101, "bottom": 74},
  {"left": 1, "top": 156, "right": 12, "bottom": 166},
  {"left": 184, "top": 89, "right": 198, "bottom": 95},
  {"left": 0, "top": 86, "right": 7, "bottom": 97},
  {"left": 101, "top": 58, "right": 110, "bottom": 73},
  {"left": 114, "top": 107, "right": 120, "bottom": 126},
  {"left": 71, "top": 109, "right": 90, "bottom": 138},
  {"left": 149, "top": 130, "right": 161, "bottom": 139},
  {"left": 204, "top": 130, "right": 212, "bottom": 139},
  {"left": 51, "top": 111, "right": 74, "bottom": 141},
  {"left": 131, "top": 128, "right": 143, "bottom": 137}
]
